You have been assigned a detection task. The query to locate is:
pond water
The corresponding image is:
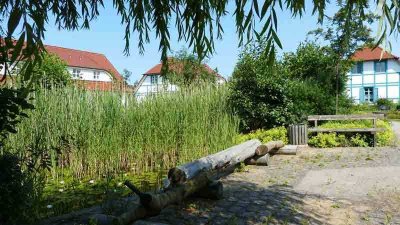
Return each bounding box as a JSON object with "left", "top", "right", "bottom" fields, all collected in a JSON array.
[{"left": 40, "top": 170, "right": 165, "bottom": 219}]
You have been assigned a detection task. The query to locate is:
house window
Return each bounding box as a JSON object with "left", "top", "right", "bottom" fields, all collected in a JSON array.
[
  {"left": 72, "top": 69, "right": 81, "bottom": 79},
  {"left": 375, "top": 60, "right": 386, "bottom": 73},
  {"left": 93, "top": 71, "right": 100, "bottom": 80},
  {"left": 351, "top": 62, "right": 363, "bottom": 74},
  {"left": 364, "top": 87, "right": 374, "bottom": 103},
  {"left": 150, "top": 75, "right": 158, "bottom": 84}
]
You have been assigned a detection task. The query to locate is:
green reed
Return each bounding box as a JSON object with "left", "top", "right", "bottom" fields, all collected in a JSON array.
[{"left": 5, "top": 85, "right": 239, "bottom": 180}]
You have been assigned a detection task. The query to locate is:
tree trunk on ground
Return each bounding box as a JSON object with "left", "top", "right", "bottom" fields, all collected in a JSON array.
[
  {"left": 244, "top": 153, "right": 270, "bottom": 166},
  {"left": 255, "top": 141, "right": 285, "bottom": 156},
  {"left": 168, "top": 140, "right": 261, "bottom": 185}
]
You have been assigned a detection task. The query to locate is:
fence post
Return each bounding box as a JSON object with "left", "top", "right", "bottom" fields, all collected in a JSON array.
[{"left": 288, "top": 124, "right": 308, "bottom": 145}]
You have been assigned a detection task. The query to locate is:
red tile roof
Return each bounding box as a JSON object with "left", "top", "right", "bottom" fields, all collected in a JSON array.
[
  {"left": 352, "top": 47, "right": 398, "bottom": 61},
  {"left": 143, "top": 58, "right": 225, "bottom": 81},
  {"left": 45, "top": 45, "right": 123, "bottom": 81}
]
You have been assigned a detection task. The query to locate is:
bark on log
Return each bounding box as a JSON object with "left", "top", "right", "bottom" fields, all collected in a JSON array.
[
  {"left": 168, "top": 139, "right": 261, "bottom": 185},
  {"left": 244, "top": 153, "right": 270, "bottom": 166},
  {"left": 271, "top": 145, "right": 298, "bottom": 155},
  {"left": 256, "top": 141, "right": 284, "bottom": 155}
]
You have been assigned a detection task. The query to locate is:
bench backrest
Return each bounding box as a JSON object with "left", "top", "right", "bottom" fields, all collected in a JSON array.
[{"left": 308, "top": 114, "right": 384, "bottom": 121}]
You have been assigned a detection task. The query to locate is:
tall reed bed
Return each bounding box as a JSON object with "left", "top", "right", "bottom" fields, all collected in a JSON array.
[{"left": 5, "top": 86, "right": 239, "bottom": 180}]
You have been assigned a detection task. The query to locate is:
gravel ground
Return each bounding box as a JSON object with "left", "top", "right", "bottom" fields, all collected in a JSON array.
[{"left": 134, "top": 122, "right": 400, "bottom": 225}]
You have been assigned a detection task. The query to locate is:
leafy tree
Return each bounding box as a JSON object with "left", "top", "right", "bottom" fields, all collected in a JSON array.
[
  {"left": 165, "top": 49, "right": 217, "bottom": 86},
  {"left": 121, "top": 69, "right": 132, "bottom": 84},
  {"left": 308, "top": 5, "right": 375, "bottom": 112},
  {"left": 30, "top": 53, "right": 71, "bottom": 88},
  {"left": 229, "top": 43, "right": 295, "bottom": 132}
]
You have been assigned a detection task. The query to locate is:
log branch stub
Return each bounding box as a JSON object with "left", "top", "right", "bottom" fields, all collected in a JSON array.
[{"left": 261, "top": 141, "right": 285, "bottom": 155}]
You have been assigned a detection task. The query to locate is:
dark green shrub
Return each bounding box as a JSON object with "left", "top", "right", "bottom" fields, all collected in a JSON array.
[
  {"left": 0, "top": 153, "right": 44, "bottom": 224},
  {"left": 229, "top": 52, "right": 295, "bottom": 132},
  {"left": 376, "top": 98, "right": 393, "bottom": 111}
]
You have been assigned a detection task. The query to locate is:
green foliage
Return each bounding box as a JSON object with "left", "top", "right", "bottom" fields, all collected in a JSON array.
[
  {"left": 235, "top": 127, "right": 288, "bottom": 144},
  {"left": 229, "top": 42, "right": 352, "bottom": 130},
  {"left": 165, "top": 49, "right": 217, "bottom": 86},
  {"left": 229, "top": 43, "right": 295, "bottom": 131},
  {"left": 282, "top": 43, "right": 352, "bottom": 118},
  {"left": 0, "top": 153, "right": 45, "bottom": 224},
  {"left": 347, "top": 103, "right": 378, "bottom": 114},
  {"left": 30, "top": 53, "right": 71, "bottom": 88},
  {"left": 387, "top": 111, "right": 400, "bottom": 120},
  {"left": 308, "top": 6, "right": 375, "bottom": 59},
  {"left": 3, "top": 0, "right": 394, "bottom": 86},
  {"left": 0, "top": 87, "right": 34, "bottom": 148},
  {"left": 5, "top": 86, "right": 239, "bottom": 179},
  {"left": 309, "top": 133, "right": 339, "bottom": 148},
  {"left": 121, "top": 69, "right": 132, "bottom": 84},
  {"left": 308, "top": 120, "right": 394, "bottom": 148},
  {"left": 376, "top": 98, "right": 394, "bottom": 110},
  {"left": 350, "top": 134, "right": 369, "bottom": 147}
]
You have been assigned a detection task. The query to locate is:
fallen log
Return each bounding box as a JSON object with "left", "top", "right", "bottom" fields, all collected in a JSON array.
[
  {"left": 244, "top": 153, "right": 270, "bottom": 166},
  {"left": 111, "top": 165, "right": 234, "bottom": 225},
  {"left": 255, "top": 141, "right": 284, "bottom": 156},
  {"left": 271, "top": 145, "right": 298, "bottom": 155},
  {"left": 168, "top": 139, "right": 261, "bottom": 185}
]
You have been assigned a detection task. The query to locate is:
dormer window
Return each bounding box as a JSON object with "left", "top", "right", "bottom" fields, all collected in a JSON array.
[
  {"left": 351, "top": 62, "right": 363, "bottom": 74},
  {"left": 72, "top": 69, "right": 81, "bottom": 79},
  {"left": 93, "top": 71, "right": 100, "bottom": 80},
  {"left": 374, "top": 60, "right": 387, "bottom": 73}
]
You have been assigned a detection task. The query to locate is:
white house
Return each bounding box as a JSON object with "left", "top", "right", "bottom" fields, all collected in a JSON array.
[
  {"left": 1, "top": 44, "right": 123, "bottom": 90},
  {"left": 347, "top": 47, "right": 400, "bottom": 103},
  {"left": 134, "top": 59, "right": 226, "bottom": 100}
]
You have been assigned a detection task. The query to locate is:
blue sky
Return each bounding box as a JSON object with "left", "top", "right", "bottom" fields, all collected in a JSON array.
[{"left": 41, "top": 2, "right": 393, "bottom": 84}]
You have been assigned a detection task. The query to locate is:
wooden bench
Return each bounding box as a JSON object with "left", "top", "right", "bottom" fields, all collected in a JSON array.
[{"left": 307, "top": 114, "right": 385, "bottom": 147}]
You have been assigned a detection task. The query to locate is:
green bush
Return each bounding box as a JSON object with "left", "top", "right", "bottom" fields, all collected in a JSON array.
[
  {"left": 235, "top": 127, "right": 288, "bottom": 144},
  {"left": 0, "top": 153, "right": 44, "bottom": 224},
  {"left": 308, "top": 120, "right": 394, "bottom": 147},
  {"left": 308, "top": 133, "right": 339, "bottom": 148},
  {"left": 229, "top": 42, "right": 351, "bottom": 131},
  {"left": 376, "top": 98, "right": 393, "bottom": 110},
  {"left": 387, "top": 111, "right": 400, "bottom": 120},
  {"left": 229, "top": 51, "right": 295, "bottom": 131}
]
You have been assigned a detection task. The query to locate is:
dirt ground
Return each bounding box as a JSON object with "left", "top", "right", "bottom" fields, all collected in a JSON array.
[{"left": 135, "top": 123, "right": 400, "bottom": 225}]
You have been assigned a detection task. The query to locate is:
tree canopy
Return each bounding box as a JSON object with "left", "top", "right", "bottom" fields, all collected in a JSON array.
[{"left": 0, "top": 0, "right": 399, "bottom": 83}]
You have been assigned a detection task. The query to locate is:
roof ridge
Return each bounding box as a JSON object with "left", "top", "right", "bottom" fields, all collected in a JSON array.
[{"left": 44, "top": 44, "right": 105, "bottom": 56}]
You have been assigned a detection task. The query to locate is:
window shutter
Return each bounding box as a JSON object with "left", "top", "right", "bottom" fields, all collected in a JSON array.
[
  {"left": 359, "top": 88, "right": 364, "bottom": 103},
  {"left": 374, "top": 88, "right": 379, "bottom": 102}
]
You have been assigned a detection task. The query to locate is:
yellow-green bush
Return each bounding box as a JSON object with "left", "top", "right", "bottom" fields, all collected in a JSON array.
[
  {"left": 308, "top": 133, "right": 339, "bottom": 148},
  {"left": 235, "top": 127, "right": 288, "bottom": 144},
  {"left": 308, "top": 120, "right": 394, "bottom": 148}
]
